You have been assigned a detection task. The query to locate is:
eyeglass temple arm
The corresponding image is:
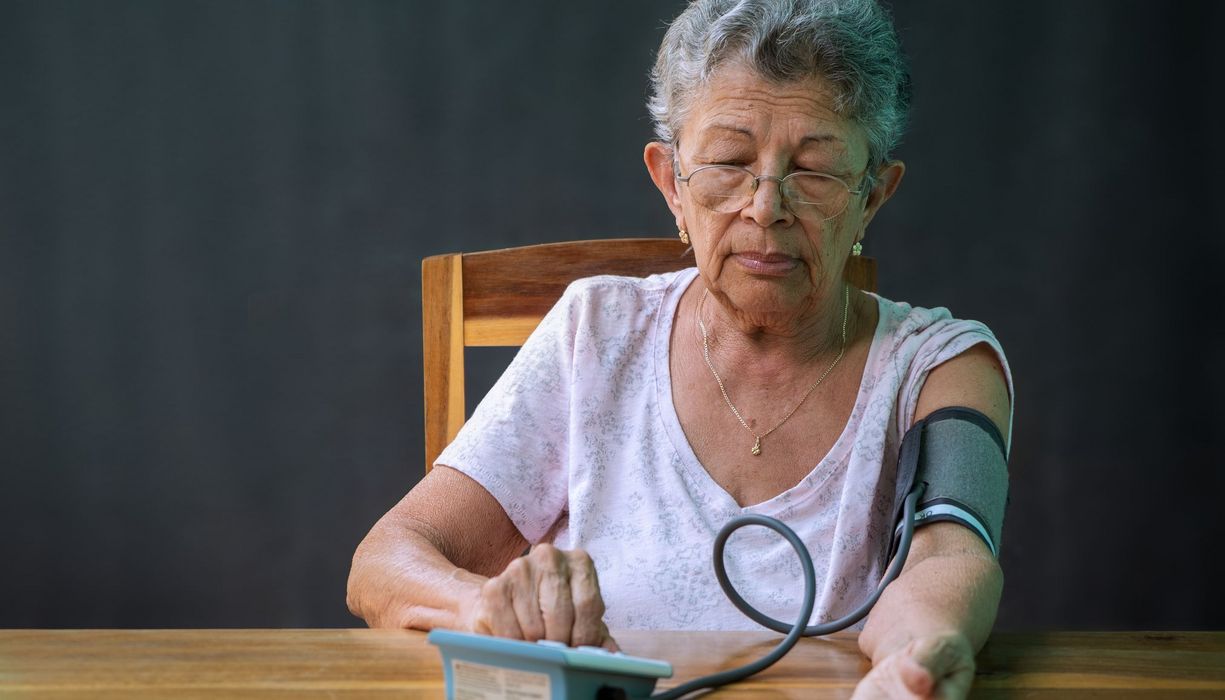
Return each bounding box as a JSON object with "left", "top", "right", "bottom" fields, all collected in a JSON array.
[{"left": 672, "top": 158, "right": 690, "bottom": 182}]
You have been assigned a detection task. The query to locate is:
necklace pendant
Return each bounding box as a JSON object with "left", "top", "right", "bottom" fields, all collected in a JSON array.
[{"left": 751, "top": 436, "right": 762, "bottom": 456}]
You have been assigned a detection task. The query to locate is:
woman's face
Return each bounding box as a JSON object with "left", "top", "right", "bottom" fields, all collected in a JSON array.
[{"left": 648, "top": 62, "right": 901, "bottom": 331}]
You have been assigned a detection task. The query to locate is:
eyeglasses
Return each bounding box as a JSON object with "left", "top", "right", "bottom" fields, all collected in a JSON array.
[{"left": 674, "top": 161, "right": 867, "bottom": 221}]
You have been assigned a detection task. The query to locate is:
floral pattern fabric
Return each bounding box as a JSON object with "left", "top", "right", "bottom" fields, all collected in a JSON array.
[{"left": 437, "top": 267, "right": 1013, "bottom": 631}]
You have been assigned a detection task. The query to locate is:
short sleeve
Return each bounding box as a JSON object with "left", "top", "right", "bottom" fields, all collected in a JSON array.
[
  {"left": 889, "top": 309, "right": 1014, "bottom": 555},
  {"left": 895, "top": 314, "right": 1014, "bottom": 459},
  {"left": 434, "top": 284, "right": 582, "bottom": 543}
]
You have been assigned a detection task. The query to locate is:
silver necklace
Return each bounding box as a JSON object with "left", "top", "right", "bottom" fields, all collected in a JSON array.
[{"left": 697, "top": 285, "right": 850, "bottom": 456}]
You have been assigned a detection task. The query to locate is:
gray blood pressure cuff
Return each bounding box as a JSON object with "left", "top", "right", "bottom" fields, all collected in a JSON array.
[{"left": 892, "top": 406, "right": 1009, "bottom": 557}]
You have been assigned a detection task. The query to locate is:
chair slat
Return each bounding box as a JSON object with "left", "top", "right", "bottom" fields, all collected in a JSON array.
[{"left": 462, "top": 238, "right": 695, "bottom": 319}]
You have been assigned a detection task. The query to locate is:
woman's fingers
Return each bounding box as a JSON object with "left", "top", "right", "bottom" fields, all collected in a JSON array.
[
  {"left": 469, "top": 545, "right": 608, "bottom": 648},
  {"left": 565, "top": 549, "right": 608, "bottom": 647},
  {"left": 599, "top": 621, "right": 621, "bottom": 652},
  {"left": 503, "top": 556, "right": 547, "bottom": 641},
  {"left": 933, "top": 665, "right": 975, "bottom": 700},
  {"left": 905, "top": 635, "right": 974, "bottom": 699},
  {"left": 531, "top": 545, "right": 576, "bottom": 643},
  {"left": 850, "top": 633, "right": 975, "bottom": 699},
  {"left": 473, "top": 576, "right": 525, "bottom": 640},
  {"left": 896, "top": 654, "right": 935, "bottom": 697}
]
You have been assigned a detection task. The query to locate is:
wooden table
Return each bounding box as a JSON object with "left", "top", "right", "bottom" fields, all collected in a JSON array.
[{"left": 1, "top": 629, "right": 1222, "bottom": 698}]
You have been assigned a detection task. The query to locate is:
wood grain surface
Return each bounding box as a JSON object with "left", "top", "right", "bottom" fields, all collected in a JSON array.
[
  {"left": 421, "top": 252, "right": 465, "bottom": 470},
  {"left": 1, "top": 629, "right": 1221, "bottom": 698}
]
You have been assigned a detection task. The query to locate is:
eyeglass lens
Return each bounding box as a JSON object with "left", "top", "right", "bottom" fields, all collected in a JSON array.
[{"left": 687, "top": 166, "right": 849, "bottom": 219}]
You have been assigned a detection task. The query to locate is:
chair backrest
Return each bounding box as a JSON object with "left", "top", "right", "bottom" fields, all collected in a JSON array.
[{"left": 421, "top": 237, "right": 877, "bottom": 469}]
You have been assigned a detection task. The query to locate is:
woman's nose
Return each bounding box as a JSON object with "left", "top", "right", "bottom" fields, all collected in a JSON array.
[{"left": 741, "top": 176, "right": 794, "bottom": 228}]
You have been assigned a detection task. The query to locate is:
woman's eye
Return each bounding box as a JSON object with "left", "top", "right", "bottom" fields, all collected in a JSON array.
[
  {"left": 795, "top": 162, "right": 838, "bottom": 175},
  {"left": 696, "top": 155, "right": 750, "bottom": 167}
]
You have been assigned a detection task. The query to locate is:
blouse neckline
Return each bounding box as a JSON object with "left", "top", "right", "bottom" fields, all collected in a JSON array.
[{"left": 652, "top": 267, "right": 889, "bottom": 512}]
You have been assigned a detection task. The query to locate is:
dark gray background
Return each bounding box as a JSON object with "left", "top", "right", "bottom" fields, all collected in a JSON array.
[{"left": 2, "top": 0, "right": 1222, "bottom": 630}]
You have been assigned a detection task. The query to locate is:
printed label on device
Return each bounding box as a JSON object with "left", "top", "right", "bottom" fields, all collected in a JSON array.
[{"left": 451, "top": 659, "right": 550, "bottom": 700}]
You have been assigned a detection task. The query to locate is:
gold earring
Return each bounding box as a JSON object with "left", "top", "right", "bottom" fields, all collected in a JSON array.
[
  {"left": 852, "top": 240, "right": 863, "bottom": 256},
  {"left": 679, "top": 228, "right": 690, "bottom": 245}
]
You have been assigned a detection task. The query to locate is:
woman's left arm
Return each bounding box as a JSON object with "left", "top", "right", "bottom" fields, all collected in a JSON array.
[{"left": 854, "top": 342, "right": 1012, "bottom": 700}]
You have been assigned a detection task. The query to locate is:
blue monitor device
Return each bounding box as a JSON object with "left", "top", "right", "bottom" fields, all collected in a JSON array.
[{"left": 428, "top": 628, "right": 672, "bottom": 699}]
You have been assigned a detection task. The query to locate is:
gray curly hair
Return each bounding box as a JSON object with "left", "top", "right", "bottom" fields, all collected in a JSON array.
[{"left": 648, "top": 0, "right": 910, "bottom": 175}]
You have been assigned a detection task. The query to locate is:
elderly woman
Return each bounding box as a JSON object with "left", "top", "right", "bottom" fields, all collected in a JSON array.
[{"left": 348, "top": 0, "right": 1012, "bottom": 697}]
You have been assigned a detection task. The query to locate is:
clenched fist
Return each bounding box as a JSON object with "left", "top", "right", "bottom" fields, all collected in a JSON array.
[{"left": 459, "top": 543, "right": 618, "bottom": 650}]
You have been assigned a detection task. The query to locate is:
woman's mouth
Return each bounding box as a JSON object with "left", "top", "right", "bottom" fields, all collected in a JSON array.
[{"left": 733, "top": 252, "right": 799, "bottom": 276}]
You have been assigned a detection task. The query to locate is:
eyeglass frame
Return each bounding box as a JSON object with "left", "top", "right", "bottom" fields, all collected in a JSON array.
[{"left": 672, "top": 154, "right": 872, "bottom": 222}]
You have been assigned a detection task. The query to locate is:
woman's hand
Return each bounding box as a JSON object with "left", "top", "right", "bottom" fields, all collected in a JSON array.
[
  {"left": 851, "top": 632, "right": 975, "bottom": 700},
  {"left": 458, "top": 543, "right": 618, "bottom": 651}
]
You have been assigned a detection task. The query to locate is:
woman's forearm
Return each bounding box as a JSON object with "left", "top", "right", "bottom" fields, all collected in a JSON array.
[
  {"left": 346, "top": 517, "right": 488, "bottom": 630},
  {"left": 347, "top": 499, "right": 615, "bottom": 648},
  {"left": 347, "top": 467, "right": 535, "bottom": 630},
  {"left": 858, "top": 531, "right": 1003, "bottom": 663}
]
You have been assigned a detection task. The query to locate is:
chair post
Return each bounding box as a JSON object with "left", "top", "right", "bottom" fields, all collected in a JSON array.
[
  {"left": 846, "top": 256, "right": 877, "bottom": 293},
  {"left": 421, "top": 254, "right": 466, "bottom": 472}
]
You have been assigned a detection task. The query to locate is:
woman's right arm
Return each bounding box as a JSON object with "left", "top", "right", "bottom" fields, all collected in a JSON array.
[{"left": 346, "top": 465, "right": 615, "bottom": 648}]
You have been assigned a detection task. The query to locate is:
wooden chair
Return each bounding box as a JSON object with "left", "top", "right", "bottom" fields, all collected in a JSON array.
[{"left": 421, "top": 238, "right": 877, "bottom": 470}]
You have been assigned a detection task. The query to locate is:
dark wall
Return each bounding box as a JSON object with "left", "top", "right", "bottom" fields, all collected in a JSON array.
[{"left": 2, "top": 1, "right": 1222, "bottom": 630}]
